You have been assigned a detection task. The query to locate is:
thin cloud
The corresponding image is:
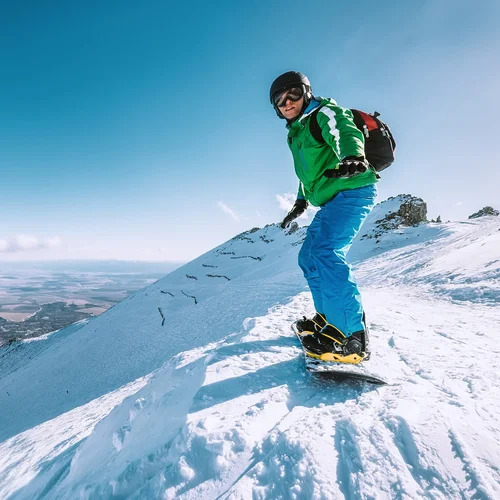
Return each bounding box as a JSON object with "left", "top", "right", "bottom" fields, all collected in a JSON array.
[
  {"left": 217, "top": 201, "right": 240, "bottom": 222},
  {"left": 0, "top": 234, "right": 62, "bottom": 253},
  {"left": 276, "top": 193, "right": 318, "bottom": 224},
  {"left": 276, "top": 193, "right": 296, "bottom": 212}
]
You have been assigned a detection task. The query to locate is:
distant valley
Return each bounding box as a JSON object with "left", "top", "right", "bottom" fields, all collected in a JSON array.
[{"left": 0, "top": 260, "right": 182, "bottom": 345}]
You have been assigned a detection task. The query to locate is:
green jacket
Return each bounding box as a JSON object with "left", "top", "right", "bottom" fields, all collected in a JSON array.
[{"left": 287, "top": 97, "right": 378, "bottom": 207}]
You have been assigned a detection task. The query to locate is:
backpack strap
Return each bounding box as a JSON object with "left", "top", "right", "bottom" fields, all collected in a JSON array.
[{"left": 308, "top": 107, "right": 326, "bottom": 144}]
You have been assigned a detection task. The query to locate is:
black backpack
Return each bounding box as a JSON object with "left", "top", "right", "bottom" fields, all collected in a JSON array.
[{"left": 309, "top": 107, "right": 396, "bottom": 172}]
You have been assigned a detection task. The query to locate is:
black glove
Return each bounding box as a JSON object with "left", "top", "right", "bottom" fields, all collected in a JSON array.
[
  {"left": 280, "top": 198, "right": 308, "bottom": 229},
  {"left": 323, "top": 156, "right": 368, "bottom": 179}
]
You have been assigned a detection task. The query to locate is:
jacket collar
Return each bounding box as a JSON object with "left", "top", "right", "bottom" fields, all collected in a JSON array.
[
  {"left": 299, "top": 99, "right": 321, "bottom": 121},
  {"left": 286, "top": 99, "right": 321, "bottom": 129}
]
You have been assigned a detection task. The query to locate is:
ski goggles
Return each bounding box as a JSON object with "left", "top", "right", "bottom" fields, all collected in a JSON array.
[{"left": 273, "top": 86, "right": 304, "bottom": 108}]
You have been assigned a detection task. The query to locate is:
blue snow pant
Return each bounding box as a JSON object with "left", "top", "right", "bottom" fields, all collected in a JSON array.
[{"left": 298, "top": 185, "right": 377, "bottom": 336}]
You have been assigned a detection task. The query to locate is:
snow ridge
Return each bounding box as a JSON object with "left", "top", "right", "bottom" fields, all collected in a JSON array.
[{"left": 1, "top": 202, "right": 500, "bottom": 499}]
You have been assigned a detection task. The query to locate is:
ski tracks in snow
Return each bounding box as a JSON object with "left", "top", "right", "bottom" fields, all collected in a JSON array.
[
  {"left": 364, "top": 289, "right": 500, "bottom": 500},
  {"left": 5, "top": 289, "right": 500, "bottom": 499}
]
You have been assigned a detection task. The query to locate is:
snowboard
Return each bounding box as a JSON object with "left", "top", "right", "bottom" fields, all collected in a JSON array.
[{"left": 292, "top": 322, "right": 387, "bottom": 385}]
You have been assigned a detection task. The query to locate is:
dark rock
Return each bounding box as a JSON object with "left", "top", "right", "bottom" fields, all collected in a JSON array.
[
  {"left": 231, "top": 227, "right": 261, "bottom": 242},
  {"left": 397, "top": 197, "right": 428, "bottom": 226},
  {"left": 377, "top": 195, "right": 427, "bottom": 230},
  {"left": 361, "top": 194, "right": 428, "bottom": 241},
  {"left": 468, "top": 206, "right": 499, "bottom": 219}
]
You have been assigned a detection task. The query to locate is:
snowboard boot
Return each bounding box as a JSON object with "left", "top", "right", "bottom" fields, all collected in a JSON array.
[
  {"left": 301, "top": 324, "right": 369, "bottom": 364},
  {"left": 361, "top": 311, "right": 371, "bottom": 361},
  {"left": 296, "top": 312, "right": 327, "bottom": 335}
]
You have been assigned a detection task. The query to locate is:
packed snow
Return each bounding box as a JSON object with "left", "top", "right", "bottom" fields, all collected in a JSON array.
[{"left": 1, "top": 196, "right": 499, "bottom": 499}]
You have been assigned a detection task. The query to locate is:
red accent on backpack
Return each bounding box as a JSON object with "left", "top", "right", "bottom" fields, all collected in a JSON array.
[{"left": 357, "top": 111, "right": 378, "bottom": 131}]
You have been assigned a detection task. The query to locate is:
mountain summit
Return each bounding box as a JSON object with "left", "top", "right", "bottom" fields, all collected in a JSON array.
[{"left": 1, "top": 196, "right": 499, "bottom": 499}]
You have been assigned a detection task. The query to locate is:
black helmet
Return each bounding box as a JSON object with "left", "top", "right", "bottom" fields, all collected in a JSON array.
[{"left": 269, "top": 71, "right": 312, "bottom": 119}]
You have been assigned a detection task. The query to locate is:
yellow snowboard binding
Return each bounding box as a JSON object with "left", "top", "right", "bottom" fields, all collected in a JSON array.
[
  {"left": 300, "top": 323, "right": 369, "bottom": 365},
  {"left": 303, "top": 349, "right": 367, "bottom": 365}
]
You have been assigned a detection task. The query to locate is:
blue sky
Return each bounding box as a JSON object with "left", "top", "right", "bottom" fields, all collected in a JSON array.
[{"left": 1, "top": 0, "right": 499, "bottom": 262}]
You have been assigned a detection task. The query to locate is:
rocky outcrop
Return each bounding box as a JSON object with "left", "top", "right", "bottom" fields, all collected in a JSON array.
[
  {"left": 284, "top": 221, "right": 302, "bottom": 235},
  {"left": 231, "top": 227, "right": 260, "bottom": 242},
  {"left": 375, "top": 195, "right": 427, "bottom": 231},
  {"left": 468, "top": 206, "right": 499, "bottom": 219},
  {"left": 360, "top": 194, "right": 428, "bottom": 241},
  {"left": 398, "top": 197, "right": 428, "bottom": 225}
]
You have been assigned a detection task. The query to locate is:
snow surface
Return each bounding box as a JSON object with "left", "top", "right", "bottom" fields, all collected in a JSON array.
[{"left": 1, "top": 196, "right": 499, "bottom": 499}]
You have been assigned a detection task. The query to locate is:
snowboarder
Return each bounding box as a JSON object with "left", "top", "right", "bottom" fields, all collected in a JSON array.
[{"left": 270, "top": 71, "right": 378, "bottom": 363}]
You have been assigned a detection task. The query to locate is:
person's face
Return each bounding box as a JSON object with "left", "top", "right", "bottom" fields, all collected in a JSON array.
[{"left": 274, "top": 87, "right": 304, "bottom": 120}]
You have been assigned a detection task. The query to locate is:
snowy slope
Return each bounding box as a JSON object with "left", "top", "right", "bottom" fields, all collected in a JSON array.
[{"left": 1, "top": 198, "right": 499, "bottom": 499}]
